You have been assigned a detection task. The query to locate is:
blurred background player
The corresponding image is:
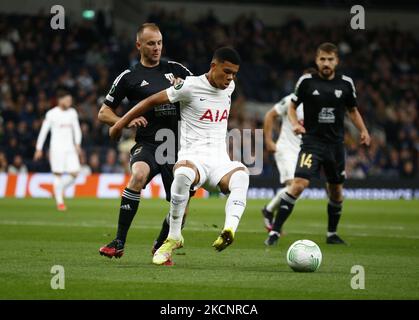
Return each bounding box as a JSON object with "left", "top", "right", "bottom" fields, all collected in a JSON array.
[
  {"left": 34, "top": 89, "right": 82, "bottom": 211},
  {"left": 265, "top": 42, "right": 371, "bottom": 246},
  {"left": 109, "top": 47, "right": 249, "bottom": 265},
  {"left": 98, "top": 23, "right": 193, "bottom": 259},
  {"left": 261, "top": 67, "right": 317, "bottom": 233}
]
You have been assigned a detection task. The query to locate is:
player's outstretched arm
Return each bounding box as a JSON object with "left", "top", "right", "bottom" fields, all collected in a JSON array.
[
  {"left": 109, "top": 90, "right": 170, "bottom": 140},
  {"left": 264, "top": 107, "right": 279, "bottom": 153},
  {"left": 347, "top": 107, "right": 371, "bottom": 146},
  {"left": 288, "top": 101, "right": 305, "bottom": 135},
  {"left": 98, "top": 104, "right": 148, "bottom": 128}
]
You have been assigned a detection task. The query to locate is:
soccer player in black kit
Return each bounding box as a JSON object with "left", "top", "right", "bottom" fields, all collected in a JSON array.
[
  {"left": 265, "top": 42, "right": 371, "bottom": 246},
  {"left": 98, "top": 23, "right": 193, "bottom": 259}
]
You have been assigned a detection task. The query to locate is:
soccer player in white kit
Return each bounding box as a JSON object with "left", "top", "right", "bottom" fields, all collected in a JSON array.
[
  {"left": 109, "top": 47, "right": 249, "bottom": 265},
  {"left": 262, "top": 68, "right": 316, "bottom": 238},
  {"left": 34, "top": 90, "right": 82, "bottom": 211}
]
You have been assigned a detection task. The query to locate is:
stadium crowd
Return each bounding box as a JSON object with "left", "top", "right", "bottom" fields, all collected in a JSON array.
[{"left": 0, "top": 8, "right": 417, "bottom": 179}]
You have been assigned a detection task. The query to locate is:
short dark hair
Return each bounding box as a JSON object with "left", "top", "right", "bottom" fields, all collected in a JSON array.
[
  {"left": 316, "top": 42, "right": 338, "bottom": 56},
  {"left": 303, "top": 67, "right": 318, "bottom": 75},
  {"left": 137, "top": 23, "right": 160, "bottom": 39},
  {"left": 56, "top": 88, "right": 71, "bottom": 99},
  {"left": 212, "top": 47, "right": 241, "bottom": 65}
]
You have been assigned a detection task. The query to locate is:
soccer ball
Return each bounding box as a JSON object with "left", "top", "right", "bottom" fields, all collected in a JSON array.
[{"left": 286, "top": 240, "right": 322, "bottom": 272}]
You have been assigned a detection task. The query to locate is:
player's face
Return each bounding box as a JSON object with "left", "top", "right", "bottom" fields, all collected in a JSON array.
[
  {"left": 316, "top": 51, "right": 339, "bottom": 78},
  {"left": 212, "top": 61, "right": 239, "bottom": 89},
  {"left": 58, "top": 95, "right": 73, "bottom": 109},
  {"left": 137, "top": 29, "right": 162, "bottom": 65}
]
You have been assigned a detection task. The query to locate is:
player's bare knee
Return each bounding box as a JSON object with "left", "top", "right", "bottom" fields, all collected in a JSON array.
[
  {"left": 329, "top": 191, "right": 343, "bottom": 203},
  {"left": 290, "top": 178, "right": 309, "bottom": 198},
  {"left": 128, "top": 176, "right": 144, "bottom": 191},
  {"left": 327, "top": 183, "right": 343, "bottom": 202},
  {"left": 128, "top": 170, "right": 148, "bottom": 191},
  {"left": 329, "top": 190, "right": 343, "bottom": 203},
  {"left": 128, "top": 162, "right": 150, "bottom": 190}
]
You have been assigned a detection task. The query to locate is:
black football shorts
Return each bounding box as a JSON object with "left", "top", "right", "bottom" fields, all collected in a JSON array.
[
  {"left": 294, "top": 142, "right": 346, "bottom": 184},
  {"left": 129, "top": 143, "right": 196, "bottom": 201},
  {"left": 129, "top": 143, "right": 175, "bottom": 201}
]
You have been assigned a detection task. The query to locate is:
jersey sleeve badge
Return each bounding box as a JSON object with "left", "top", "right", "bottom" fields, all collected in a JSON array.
[{"left": 174, "top": 80, "right": 184, "bottom": 90}]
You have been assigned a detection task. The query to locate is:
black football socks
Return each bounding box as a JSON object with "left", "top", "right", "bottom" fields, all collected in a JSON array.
[
  {"left": 327, "top": 200, "right": 342, "bottom": 234},
  {"left": 154, "top": 214, "right": 171, "bottom": 249},
  {"left": 116, "top": 188, "right": 141, "bottom": 244},
  {"left": 272, "top": 192, "right": 297, "bottom": 233},
  {"left": 154, "top": 212, "right": 186, "bottom": 249}
]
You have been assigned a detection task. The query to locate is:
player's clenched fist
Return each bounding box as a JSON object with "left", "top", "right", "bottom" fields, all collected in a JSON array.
[
  {"left": 33, "top": 150, "right": 43, "bottom": 161},
  {"left": 292, "top": 123, "right": 306, "bottom": 135},
  {"left": 127, "top": 116, "right": 148, "bottom": 128},
  {"left": 265, "top": 140, "right": 277, "bottom": 153},
  {"left": 109, "top": 116, "right": 148, "bottom": 140},
  {"left": 360, "top": 130, "right": 371, "bottom": 146}
]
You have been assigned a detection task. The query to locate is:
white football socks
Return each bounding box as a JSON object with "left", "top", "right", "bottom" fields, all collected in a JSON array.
[
  {"left": 53, "top": 174, "right": 77, "bottom": 205},
  {"left": 53, "top": 175, "right": 64, "bottom": 205},
  {"left": 266, "top": 186, "right": 287, "bottom": 212},
  {"left": 168, "top": 167, "right": 196, "bottom": 241},
  {"left": 62, "top": 174, "right": 76, "bottom": 189},
  {"left": 224, "top": 170, "right": 249, "bottom": 233}
]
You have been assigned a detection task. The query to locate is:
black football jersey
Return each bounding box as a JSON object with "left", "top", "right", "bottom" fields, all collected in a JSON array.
[
  {"left": 104, "top": 59, "right": 193, "bottom": 145},
  {"left": 291, "top": 72, "right": 357, "bottom": 144}
]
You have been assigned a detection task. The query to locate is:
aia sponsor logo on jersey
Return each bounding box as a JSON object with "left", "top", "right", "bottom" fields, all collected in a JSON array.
[{"left": 199, "top": 109, "right": 229, "bottom": 122}]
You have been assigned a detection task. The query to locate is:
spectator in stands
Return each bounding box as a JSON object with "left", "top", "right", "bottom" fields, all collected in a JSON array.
[
  {"left": 79, "top": 149, "right": 92, "bottom": 176},
  {"left": 0, "top": 11, "right": 417, "bottom": 179},
  {"left": 0, "top": 151, "right": 8, "bottom": 172},
  {"left": 101, "top": 149, "right": 124, "bottom": 174},
  {"left": 87, "top": 152, "right": 100, "bottom": 174},
  {"left": 118, "top": 152, "right": 131, "bottom": 175},
  {"left": 0, "top": 31, "right": 14, "bottom": 57},
  {"left": 8, "top": 154, "right": 27, "bottom": 174},
  {"left": 401, "top": 160, "right": 415, "bottom": 178}
]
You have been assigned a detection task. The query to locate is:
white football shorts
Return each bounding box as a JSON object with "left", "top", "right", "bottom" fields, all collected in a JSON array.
[
  {"left": 274, "top": 147, "right": 299, "bottom": 184},
  {"left": 177, "top": 152, "right": 247, "bottom": 191},
  {"left": 49, "top": 149, "right": 80, "bottom": 173}
]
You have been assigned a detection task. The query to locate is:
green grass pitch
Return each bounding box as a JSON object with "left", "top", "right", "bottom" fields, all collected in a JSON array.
[{"left": 1, "top": 197, "right": 418, "bottom": 299}]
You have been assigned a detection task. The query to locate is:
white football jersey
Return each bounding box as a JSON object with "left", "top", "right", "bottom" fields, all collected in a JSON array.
[
  {"left": 36, "top": 106, "right": 82, "bottom": 152},
  {"left": 274, "top": 94, "right": 304, "bottom": 154},
  {"left": 166, "top": 74, "right": 234, "bottom": 158}
]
